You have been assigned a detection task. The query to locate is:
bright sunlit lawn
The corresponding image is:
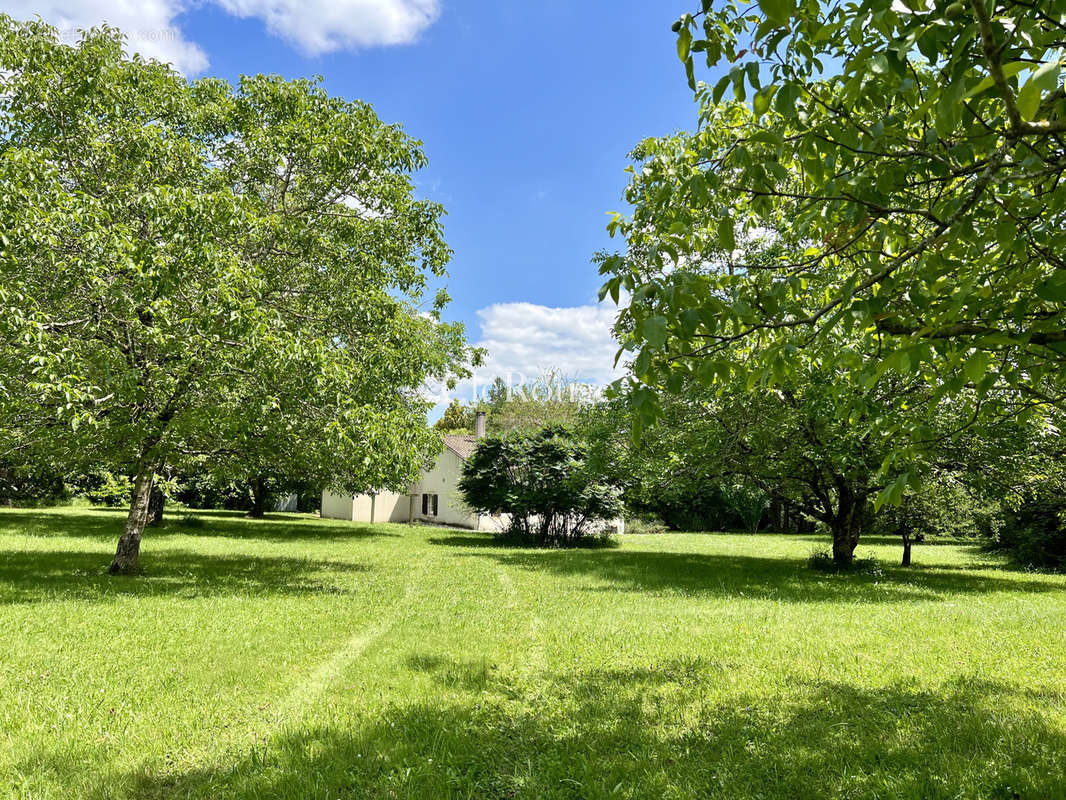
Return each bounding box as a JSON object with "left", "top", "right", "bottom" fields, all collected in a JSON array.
[{"left": 1, "top": 507, "right": 1065, "bottom": 799}]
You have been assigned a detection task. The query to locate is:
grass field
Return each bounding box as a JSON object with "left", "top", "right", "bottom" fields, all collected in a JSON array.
[{"left": 1, "top": 507, "right": 1064, "bottom": 799}]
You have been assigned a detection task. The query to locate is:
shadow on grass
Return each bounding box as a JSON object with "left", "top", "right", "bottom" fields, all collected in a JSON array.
[
  {"left": 0, "top": 548, "right": 367, "bottom": 604},
  {"left": 427, "top": 533, "right": 619, "bottom": 551},
  {"left": 0, "top": 508, "right": 398, "bottom": 542},
  {"left": 430, "top": 539, "right": 1059, "bottom": 603},
  {"left": 91, "top": 660, "right": 1066, "bottom": 799}
]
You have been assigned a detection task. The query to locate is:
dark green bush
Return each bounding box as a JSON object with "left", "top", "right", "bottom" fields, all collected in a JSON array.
[
  {"left": 808, "top": 549, "right": 883, "bottom": 576},
  {"left": 989, "top": 495, "right": 1066, "bottom": 571},
  {"left": 0, "top": 462, "right": 67, "bottom": 506},
  {"left": 459, "top": 425, "right": 624, "bottom": 547}
]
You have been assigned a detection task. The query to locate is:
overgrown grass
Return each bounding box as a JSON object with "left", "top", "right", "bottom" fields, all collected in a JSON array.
[{"left": 1, "top": 507, "right": 1064, "bottom": 799}]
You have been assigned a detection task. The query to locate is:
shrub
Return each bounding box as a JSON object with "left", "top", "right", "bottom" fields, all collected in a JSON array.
[
  {"left": 0, "top": 462, "right": 68, "bottom": 507},
  {"left": 808, "top": 549, "right": 883, "bottom": 576},
  {"left": 989, "top": 493, "right": 1066, "bottom": 571},
  {"left": 722, "top": 481, "right": 769, "bottom": 534},
  {"left": 71, "top": 470, "right": 132, "bottom": 507},
  {"left": 459, "top": 426, "right": 624, "bottom": 547},
  {"left": 624, "top": 514, "right": 668, "bottom": 535}
]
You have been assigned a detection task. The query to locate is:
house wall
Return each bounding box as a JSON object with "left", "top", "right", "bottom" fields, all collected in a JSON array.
[
  {"left": 321, "top": 491, "right": 411, "bottom": 523},
  {"left": 410, "top": 447, "right": 480, "bottom": 528},
  {"left": 375, "top": 492, "right": 411, "bottom": 523},
  {"left": 321, "top": 491, "right": 355, "bottom": 521},
  {"left": 321, "top": 443, "right": 513, "bottom": 532},
  {"left": 352, "top": 493, "right": 375, "bottom": 522}
]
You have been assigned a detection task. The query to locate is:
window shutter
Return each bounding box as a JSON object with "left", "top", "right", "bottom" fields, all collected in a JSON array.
[
  {"left": 422, "top": 494, "right": 429, "bottom": 515},
  {"left": 432, "top": 494, "right": 439, "bottom": 516}
]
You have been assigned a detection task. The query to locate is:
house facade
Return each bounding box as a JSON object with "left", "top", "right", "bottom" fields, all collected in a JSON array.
[{"left": 321, "top": 412, "right": 505, "bottom": 531}]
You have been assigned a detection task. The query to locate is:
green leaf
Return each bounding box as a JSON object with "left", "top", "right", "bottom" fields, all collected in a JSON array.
[
  {"left": 642, "top": 315, "right": 668, "bottom": 349},
  {"left": 774, "top": 82, "right": 800, "bottom": 117},
  {"left": 677, "top": 26, "right": 693, "bottom": 63},
  {"left": 1035, "top": 274, "right": 1066, "bottom": 303},
  {"left": 753, "top": 86, "right": 777, "bottom": 118},
  {"left": 757, "top": 0, "right": 794, "bottom": 27},
  {"left": 718, "top": 215, "right": 736, "bottom": 252},
  {"left": 712, "top": 74, "right": 732, "bottom": 105},
  {"left": 1017, "top": 61, "right": 1061, "bottom": 121},
  {"left": 962, "top": 351, "right": 991, "bottom": 383}
]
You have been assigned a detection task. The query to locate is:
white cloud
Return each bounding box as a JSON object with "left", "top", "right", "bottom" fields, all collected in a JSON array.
[
  {"left": 425, "top": 300, "right": 625, "bottom": 417},
  {"left": 4, "top": 0, "right": 209, "bottom": 74},
  {"left": 2, "top": 0, "right": 439, "bottom": 74},
  {"left": 216, "top": 0, "right": 439, "bottom": 54},
  {"left": 423, "top": 301, "right": 625, "bottom": 412},
  {"left": 473, "top": 302, "right": 623, "bottom": 391}
]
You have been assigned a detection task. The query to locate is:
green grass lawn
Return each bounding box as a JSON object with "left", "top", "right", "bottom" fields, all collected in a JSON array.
[{"left": 1, "top": 507, "right": 1065, "bottom": 799}]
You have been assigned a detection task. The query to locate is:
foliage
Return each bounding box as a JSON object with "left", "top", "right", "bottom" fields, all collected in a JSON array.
[
  {"left": 601, "top": 0, "right": 1066, "bottom": 487},
  {"left": 458, "top": 426, "right": 623, "bottom": 546},
  {"left": 722, "top": 481, "right": 770, "bottom": 534},
  {"left": 433, "top": 399, "right": 474, "bottom": 434},
  {"left": 590, "top": 353, "right": 959, "bottom": 563},
  {"left": 990, "top": 484, "right": 1066, "bottom": 571},
  {"left": 481, "top": 370, "right": 589, "bottom": 434},
  {"left": 808, "top": 550, "right": 883, "bottom": 577},
  {"left": 0, "top": 18, "right": 472, "bottom": 571},
  {"left": 3, "top": 507, "right": 1066, "bottom": 799},
  {"left": 71, "top": 471, "right": 133, "bottom": 508},
  {"left": 582, "top": 398, "right": 776, "bottom": 532},
  {"left": 872, "top": 475, "right": 1002, "bottom": 541},
  {"left": 0, "top": 461, "right": 67, "bottom": 506}
]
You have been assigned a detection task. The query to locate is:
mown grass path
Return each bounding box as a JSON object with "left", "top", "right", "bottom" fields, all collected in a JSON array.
[{"left": 1, "top": 507, "right": 1064, "bottom": 799}]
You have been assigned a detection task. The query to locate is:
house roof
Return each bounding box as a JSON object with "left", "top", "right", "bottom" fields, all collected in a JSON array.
[{"left": 443, "top": 434, "right": 479, "bottom": 460}]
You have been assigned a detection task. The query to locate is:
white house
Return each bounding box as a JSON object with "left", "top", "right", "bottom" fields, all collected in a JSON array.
[{"left": 321, "top": 412, "right": 504, "bottom": 531}]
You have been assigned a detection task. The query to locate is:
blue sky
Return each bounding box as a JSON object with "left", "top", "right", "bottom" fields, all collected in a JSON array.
[{"left": 10, "top": 0, "right": 703, "bottom": 399}]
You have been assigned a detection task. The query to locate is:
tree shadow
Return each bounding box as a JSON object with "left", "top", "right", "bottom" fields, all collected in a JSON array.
[
  {"left": 0, "top": 508, "right": 400, "bottom": 542},
  {"left": 96, "top": 658, "right": 1066, "bottom": 799},
  {"left": 456, "top": 548, "right": 1061, "bottom": 604},
  {"left": 427, "top": 534, "right": 501, "bottom": 549},
  {"left": 0, "top": 548, "right": 368, "bottom": 604}
]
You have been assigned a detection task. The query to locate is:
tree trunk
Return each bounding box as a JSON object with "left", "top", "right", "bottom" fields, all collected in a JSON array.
[
  {"left": 110, "top": 470, "right": 154, "bottom": 574},
  {"left": 248, "top": 475, "right": 268, "bottom": 519},
  {"left": 147, "top": 485, "right": 165, "bottom": 527},
  {"left": 901, "top": 529, "right": 912, "bottom": 567},
  {"left": 830, "top": 487, "right": 865, "bottom": 567},
  {"left": 831, "top": 523, "right": 857, "bottom": 567}
]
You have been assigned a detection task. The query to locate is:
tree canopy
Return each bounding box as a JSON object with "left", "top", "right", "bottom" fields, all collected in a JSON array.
[
  {"left": 600, "top": 0, "right": 1066, "bottom": 461},
  {"left": 0, "top": 18, "right": 472, "bottom": 572}
]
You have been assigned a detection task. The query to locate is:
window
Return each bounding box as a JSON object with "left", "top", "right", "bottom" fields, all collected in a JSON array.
[{"left": 422, "top": 493, "right": 438, "bottom": 517}]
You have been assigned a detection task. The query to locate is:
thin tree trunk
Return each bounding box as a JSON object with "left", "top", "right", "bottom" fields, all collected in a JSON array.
[
  {"left": 247, "top": 475, "right": 268, "bottom": 519},
  {"left": 901, "top": 529, "right": 912, "bottom": 567},
  {"left": 110, "top": 470, "right": 154, "bottom": 574},
  {"left": 147, "top": 485, "right": 165, "bottom": 527}
]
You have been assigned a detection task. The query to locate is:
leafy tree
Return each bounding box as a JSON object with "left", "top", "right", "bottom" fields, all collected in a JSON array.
[
  {"left": 601, "top": 0, "right": 1066, "bottom": 465},
  {"left": 992, "top": 491, "right": 1066, "bottom": 571},
  {"left": 722, "top": 481, "right": 770, "bottom": 535},
  {"left": 458, "top": 426, "right": 623, "bottom": 546},
  {"left": 481, "top": 370, "right": 588, "bottom": 433},
  {"left": 581, "top": 396, "right": 780, "bottom": 532},
  {"left": 664, "top": 363, "right": 928, "bottom": 564},
  {"left": 436, "top": 370, "right": 590, "bottom": 437},
  {"left": 433, "top": 399, "right": 474, "bottom": 434},
  {"left": 872, "top": 475, "right": 1001, "bottom": 565},
  {"left": 0, "top": 19, "right": 471, "bottom": 572}
]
